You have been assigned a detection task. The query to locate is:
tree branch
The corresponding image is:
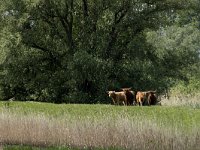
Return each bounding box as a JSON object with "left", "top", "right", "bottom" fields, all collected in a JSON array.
[
  {"left": 31, "top": 42, "right": 51, "bottom": 53},
  {"left": 82, "top": 0, "right": 89, "bottom": 17},
  {"left": 55, "top": 4, "right": 74, "bottom": 52},
  {"left": 104, "top": 4, "right": 129, "bottom": 58},
  {"left": 68, "top": 0, "right": 74, "bottom": 52},
  {"left": 31, "top": 42, "right": 62, "bottom": 67}
]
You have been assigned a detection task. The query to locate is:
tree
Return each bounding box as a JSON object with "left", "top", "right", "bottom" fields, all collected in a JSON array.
[{"left": 0, "top": 0, "right": 199, "bottom": 103}]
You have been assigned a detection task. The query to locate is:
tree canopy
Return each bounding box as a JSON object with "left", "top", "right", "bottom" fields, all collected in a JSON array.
[{"left": 0, "top": 0, "right": 199, "bottom": 103}]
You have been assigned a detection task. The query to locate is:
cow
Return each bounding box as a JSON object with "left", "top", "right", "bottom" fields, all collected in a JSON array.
[
  {"left": 121, "top": 88, "right": 135, "bottom": 106},
  {"left": 135, "top": 91, "right": 147, "bottom": 106},
  {"left": 107, "top": 91, "right": 127, "bottom": 105},
  {"left": 146, "top": 91, "right": 157, "bottom": 105},
  {"left": 136, "top": 90, "right": 157, "bottom": 106}
]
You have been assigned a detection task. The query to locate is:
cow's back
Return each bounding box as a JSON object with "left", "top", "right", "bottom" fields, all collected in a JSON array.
[
  {"left": 148, "top": 92, "right": 157, "bottom": 105},
  {"left": 136, "top": 91, "right": 146, "bottom": 104},
  {"left": 115, "top": 92, "right": 126, "bottom": 100},
  {"left": 122, "top": 89, "right": 134, "bottom": 105}
]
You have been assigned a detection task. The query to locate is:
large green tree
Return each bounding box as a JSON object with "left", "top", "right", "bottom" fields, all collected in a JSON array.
[{"left": 0, "top": 0, "right": 199, "bottom": 103}]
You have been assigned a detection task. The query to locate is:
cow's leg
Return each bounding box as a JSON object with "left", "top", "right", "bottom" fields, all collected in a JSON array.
[
  {"left": 148, "top": 98, "right": 151, "bottom": 106},
  {"left": 124, "top": 99, "right": 127, "bottom": 106},
  {"left": 112, "top": 99, "right": 116, "bottom": 105},
  {"left": 127, "top": 100, "right": 130, "bottom": 106},
  {"left": 125, "top": 100, "right": 128, "bottom": 106},
  {"left": 139, "top": 97, "right": 142, "bottom": 106},
  {"left": 136, "top": 99, "right": 139, "bottom": 106},
  {"left": 117, "top": 99, "right": 120, "bottom": 105},
  {"left": 140, "top": 98, "right": 143, "bottom": 106}
]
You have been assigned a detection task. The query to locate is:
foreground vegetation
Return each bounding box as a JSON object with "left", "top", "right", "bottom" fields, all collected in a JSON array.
[{"left": 0, "top": 101, "right": 199, "bottom": 150}]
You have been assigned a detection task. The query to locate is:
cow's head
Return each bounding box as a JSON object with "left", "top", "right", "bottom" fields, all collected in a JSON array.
[{"left": 107, "top": 91, "right": 115, "bottom": 97}]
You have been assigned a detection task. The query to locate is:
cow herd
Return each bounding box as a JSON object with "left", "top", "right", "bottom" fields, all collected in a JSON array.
[{"left": 107, "top": 88, "right": 158, "bottom": 106}]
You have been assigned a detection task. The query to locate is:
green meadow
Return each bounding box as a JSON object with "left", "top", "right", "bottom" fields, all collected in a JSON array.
[{"left": 0, "top": 101, "right": 199, "bottom": 150}]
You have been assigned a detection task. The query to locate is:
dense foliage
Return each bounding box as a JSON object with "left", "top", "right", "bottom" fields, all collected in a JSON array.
[{"left": 0, "top": 0, "right": 199, "bottom": 103}]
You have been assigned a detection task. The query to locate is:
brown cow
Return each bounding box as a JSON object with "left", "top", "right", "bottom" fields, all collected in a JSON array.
[
  {"left": 107, "top": 91, "right": 127, "bottom": 105},
  {"left": 136, "top": 90, "right": 157, "bottom": 106},
  {"left": 135, "top": 91, "right": 147, "bottom": 106},
  {"left": 121, "top": 88, "right": 134, "bottom": 106}
]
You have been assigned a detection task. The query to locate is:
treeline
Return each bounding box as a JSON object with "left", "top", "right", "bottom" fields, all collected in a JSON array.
[{"left": 0, "top": 0, "right": 200, "bottom": 103}]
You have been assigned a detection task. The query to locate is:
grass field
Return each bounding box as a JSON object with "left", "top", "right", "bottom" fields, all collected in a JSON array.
[{"left": 0, "top": 101, "right": 199, "bottom": 150}]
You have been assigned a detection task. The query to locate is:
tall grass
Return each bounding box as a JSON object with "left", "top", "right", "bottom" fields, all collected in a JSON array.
[
  {"left": 161, "top": 93, "right": 200, "bottom": 108},
  {"left": 0, "top": 110, "right": 199, "bottom": 149},
  {"left": 0, "top": 102, "right": 199, "bottom": 149}
]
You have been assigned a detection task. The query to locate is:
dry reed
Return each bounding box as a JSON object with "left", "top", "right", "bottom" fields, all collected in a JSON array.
[
  {"left": 161, "top": 93, "right": 200, "bottom": 108},
  {"left": 0, "top": 108, "right": 199, "bottom": 150}
]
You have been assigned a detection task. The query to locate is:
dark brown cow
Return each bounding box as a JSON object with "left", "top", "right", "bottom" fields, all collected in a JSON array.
[
  {"left": 121, "top": 88, "right": 134, "bottom": 106},
  {"left": 107, "top": 91, "right": 127, "bottom": 105},
  {"left": 146, "top": 91, "right": 157, "bottom": 105}
]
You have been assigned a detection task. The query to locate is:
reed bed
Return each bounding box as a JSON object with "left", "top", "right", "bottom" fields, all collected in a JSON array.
[
  {"left": 161, "top": 94, "right": 200, "bottom": 108},
  {"left": 0, "top": 104, "right": 199, "bottom": 150}
]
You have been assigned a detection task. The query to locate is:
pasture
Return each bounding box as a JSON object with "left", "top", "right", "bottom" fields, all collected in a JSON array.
[{"left": 0, "top": 101, "right": 199, "bottom": 150}]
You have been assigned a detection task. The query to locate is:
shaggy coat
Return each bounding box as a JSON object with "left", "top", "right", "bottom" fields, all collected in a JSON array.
[
  {"left": 121, "top": 88, "right": 134, "bottom": 105},
  {"left": 135, "top": 91, "right": 147, "bottom": 106},
  {"left": 107, "top": 91, "right": 127, "bottom": 105},
  {"left": 136, "top": 91, "right": 157, "bottom": 106},
  {"left": 146, "top": 91, "right": 157, "bottom": 105}
]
